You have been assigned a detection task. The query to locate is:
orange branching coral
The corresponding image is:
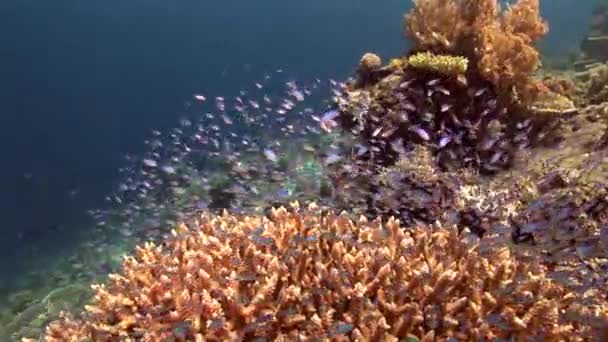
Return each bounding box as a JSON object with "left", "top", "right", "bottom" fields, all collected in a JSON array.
[
  {"left": 45, "top": 203, "right": 606, "bottom": 341},
  {"left": 405, "top": 0, "right": 548, "bottom": 105},
  {"left": 44, "top": 311, "right": 89, "bottom": 342}
]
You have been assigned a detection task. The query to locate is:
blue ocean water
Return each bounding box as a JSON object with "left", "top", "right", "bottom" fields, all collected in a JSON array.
[
  {"left": 0, "top": 0, "right": 595, "bottom": 303},
  {"left": 0, "top": 0, "right": 407, "bottom": 276}
]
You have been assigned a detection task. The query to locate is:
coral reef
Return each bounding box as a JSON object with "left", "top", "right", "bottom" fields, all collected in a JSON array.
[
  {"left": 356, "top": 52, "right": 383, "bottom": 83},
  {"left": 358, "top": 52, "right": 382, "bottom": 72},
  {"left": 328, "top": 0, "right": 580, "bottom": 241},
  {"left": 7, "top": 285, "right": 90, "bottom": 340},
  {"left": 45, "top": 203, "right": 607, "bottom": 340},
  {"left": 542, "top": 75, "right": 577, "bottom": 100},
  {"left": 0, "top": 230, "right": 137, "bottom": 341},
  {"left": 577, "top": 3, "right": 608, "bottom": 68},
  {"left": 16, "top": 1, "right": 608, "bottom": 341},
  {"left": 582, "top": 62, "right": 608, "bottom": 104},
  {"left": 337, "top": 145, "right": 461, "bottom": 227},
  {"left": 482, "top": 168, "right": 608, "bottom": 324},
  {"left": 509, "top": 173, "right": 608, "bottom": 261},
  {"left": 337, "top": 55, "right": 541, "bottom": 174},
  {"left": 334, "top": 1, "right": 575, "bottom": 180},
  {"left": 404, "top": 0, "right": 550, "bottom": 106}
]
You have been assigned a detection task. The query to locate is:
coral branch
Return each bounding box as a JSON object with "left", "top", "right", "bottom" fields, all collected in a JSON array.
[{"left": 45, "top": 203, "right": 607, "bottom": 340}]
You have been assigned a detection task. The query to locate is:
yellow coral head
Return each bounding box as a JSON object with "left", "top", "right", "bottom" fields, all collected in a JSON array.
[{"left": 407, "top": 51, "right": 468, "bottom": 76}]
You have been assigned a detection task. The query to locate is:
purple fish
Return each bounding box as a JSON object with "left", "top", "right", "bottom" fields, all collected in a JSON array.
[
  {"left": 324, "top": 153, "right": 342, "bottom": 165},
  {"left": 490, "top": 150, "right": 503, "bottom": 164},
  {"left": 399, "top": 80, "right": 413, "bottom": 89},
  {"left": 438, "top": 135, "right": 452, "bottom": 148},
  {"left": 403, "top": 102, "right": 416, "bottom": 112},
  {"left": 474, "top": 88, "right": 487, "bottom": 97},
  {"left": 390, "top": 138, "right": 406, "bottom": 154},
  {"left": 480, "top": 136, "right": 499, "bottom": 151},
  {"left": 263, "top": 148, "right": 278, "bottom": 162},
  {"left": 321, "top": 109, "right": 339, "bottom": 121},
  {"left": 142, "top": 158, "right": 158, "bottom": 168},
  {"left": 410, "top": 126, "right": 430, "bottom": 141},
  {"left": 427, "top": 78, "right": 440, "bottom": 86}
]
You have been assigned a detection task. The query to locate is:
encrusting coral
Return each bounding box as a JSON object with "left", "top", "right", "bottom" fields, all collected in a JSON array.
[
  {"left": 365, "top": 146, "right": 461, "bottom": 227},
  {"left": 407, "top": 52, "right": 468, "bottom": 76},
  {"left": 583, "top": 62, "right": 608, "bottom": 104},
  {"left": 45, "top": 203, "right": 607, "bottom": 341}
]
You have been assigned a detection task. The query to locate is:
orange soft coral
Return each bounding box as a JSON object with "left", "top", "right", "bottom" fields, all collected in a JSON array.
[
  {"left": 45, "top": 203, "right": 607, "bottom": 341},
  {"left": 405, "top": 0, "right": 548, "bottom": 106},
  {"left": 404, "top": 0, "right": 471, "bottom": 51}
]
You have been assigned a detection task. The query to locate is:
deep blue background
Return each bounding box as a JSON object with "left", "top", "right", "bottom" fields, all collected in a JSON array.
[{"left": 0, "top": 0, "right": 594, "bottom": 276}]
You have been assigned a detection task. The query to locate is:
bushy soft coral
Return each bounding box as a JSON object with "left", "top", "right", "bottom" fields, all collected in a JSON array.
[{"left": 405, "top": 0, "right": 549, "bottom": 106}]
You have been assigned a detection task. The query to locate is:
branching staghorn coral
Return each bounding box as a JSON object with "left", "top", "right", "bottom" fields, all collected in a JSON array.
[
  {"left": 45, "top": 203, "right": 607, "bottom": 341},
  {"left": 405, "top": 0, "right": 550, "bottom": 106}
]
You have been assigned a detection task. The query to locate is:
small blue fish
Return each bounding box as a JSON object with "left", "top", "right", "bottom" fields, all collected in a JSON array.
[
  {"left": 142, "top": 158, "right": 158, "bottom": 168},
  {"left": 161, "top": 165, "right": 176, "bottom": 174},
  {"left": 520, "top": 222, "right": 541, "bottom": 234},
  {"left": 324, "top": 153, "right": 342, "bottom": 165},
  {"left": 209, "top": 318, "right": 225, "bottom": 330},
  {"left": 256, "top": 314, "right": 274, "bottom": 324},
  {"left": 305, "top": 235, "right": 319, "bottom": 242},
  {"left": 330, "top": 322, "right": 354, "bottom": 336},
  {"left": 236, "top": 272, "right": 259, "bottom": 281},
  {"left": 253, "top": 233, "right": 274, "bottom": 246},
  {"left": 276, "top": 187, "right": 291, "bottom": 198},
  {"left": 173, "top": 321, "right": 192, "bottom": 338}
]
